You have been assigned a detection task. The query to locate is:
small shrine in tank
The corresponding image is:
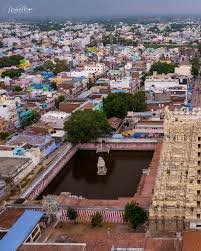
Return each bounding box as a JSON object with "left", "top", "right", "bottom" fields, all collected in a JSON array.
[{"left": 97, "top": 156, "right": 107, "bottom": 175}]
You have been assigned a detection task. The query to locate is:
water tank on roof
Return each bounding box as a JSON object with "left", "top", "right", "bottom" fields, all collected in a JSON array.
[
  {"left": 112, "top": 134, "right": 124, "bottom": 139},
  {"left": 13, "top": 147, "right": 25, "bottom": 156}
]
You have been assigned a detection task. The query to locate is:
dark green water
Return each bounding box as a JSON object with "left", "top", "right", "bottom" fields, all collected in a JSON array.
[{"left": 40, "top": 150, "right": 153, "bottom": 200}]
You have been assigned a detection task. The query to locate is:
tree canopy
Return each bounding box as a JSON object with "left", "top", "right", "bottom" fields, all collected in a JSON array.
[
  {"left": 0, "top": 132, "right": 11, "bottom": 140},
  {"left": 30, "top": 110, "right": 40, "bottom": 123},
  {"left": 101, "top": 34, "right": 137, "bottom": 46},
  {"left": 198, "top": 43, "right": 201, "bottom": 55},
  {"left": 124, "top": 201, "right": 146, "bottom": 229},
  {"left": 1, "top": 68, "right": 24, "bottom": 78},
  {"left": 64, "top": 110, "right": 111, "bottom": 143},
  {"left": 87, "top": 78, "right": 95, "bottom": 90},
  {"left": 192, "top": 58, "right": 200, "bottom": 76},
  {"left": 103, "top": 91, "right": 146, "bottom": 119},
  {"left": 91, "top": 212, "right": 103, "bottom": 227},
  {"left": 149, "top": 61, "right": 176, "bottom": 75},
  {"left": 67, "top": 207, "right": 78, "bottom": 222},
  {"left": 51, "top": 81, "right": 57, "bottom": 90},
  {"left": 35, "top": 59, "right": 70, "bottom": 75},
  {"left": 56, "top": 95, "right": 65, "bottom": 108},
  {"left": 0, "top": 55, "right": 24, "bottom": 68},
  {"left": 15, "top": 86, "right": 23, "bottom": 92}
]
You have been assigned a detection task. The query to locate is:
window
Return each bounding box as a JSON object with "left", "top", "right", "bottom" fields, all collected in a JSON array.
[
  {"left": 197, "top": 190, "right": 200, "bottom": 195},
  {"left": 197, "top": 201, "right": 200, "bottom": 207},
  {"left": 199, "top": 144, "right": 201, "bottom": 149},
  {"left": 199, "top": 137, "right": 201, "bottom": 141},
  {"left": 198, "top": 152, "right": 201, "bottom": 157},
  {"left": 198, "top": 161, "right": 201, "bottom": 166},
  {"left": 198, "top": 180, "right": 201, "bottom": 184},
  {"left": 197, "top": 214, "right": 200, "bottom": 219},
  {"left": 198, "top": 170, "right": 201, "bottom": 175}
]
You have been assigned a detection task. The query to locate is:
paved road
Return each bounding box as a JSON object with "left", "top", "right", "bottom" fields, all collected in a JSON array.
[{"left": 192, "top": 77, "right": 201, "bottom": 108}]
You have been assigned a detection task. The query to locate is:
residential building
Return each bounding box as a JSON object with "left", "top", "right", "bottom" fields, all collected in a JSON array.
[
  {"left": 175, "top": 64, "right": 192, "bottom": 77},
  {"left": 0, "top": 97, "right": 19, "bottom": 129},
  {"left": 84, "top": 63, "right": 106, "bottom": 74},
  {"left": 145, "top": 73, "right": 186, "bottom": 92},
  {"left": 40, "top": 111, "right": 70, "bottom": 130},
  {"left": 0, "top": 146, "right": 40, "bottom": 184}
]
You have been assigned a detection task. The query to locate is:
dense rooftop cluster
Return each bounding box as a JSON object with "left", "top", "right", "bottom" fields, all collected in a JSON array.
[{"left": 0, "top": 17, "right": 200, "bottom": 250}]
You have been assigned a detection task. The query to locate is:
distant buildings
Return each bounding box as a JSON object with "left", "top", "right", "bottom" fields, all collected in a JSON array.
[{"left": 84, "top": 63, "right": 106, "bottom": 74}]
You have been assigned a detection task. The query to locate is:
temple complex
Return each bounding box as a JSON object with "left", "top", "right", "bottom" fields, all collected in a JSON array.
[{"left": 150, "top": 107, "right": 201, "bottom": 233}]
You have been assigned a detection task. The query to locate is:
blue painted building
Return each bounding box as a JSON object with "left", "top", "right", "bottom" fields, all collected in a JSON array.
[
  {"left": 8, "top": 133, "right": 58, "bottom": 157},
  {"left": 28, "top": 83, "right": 54, "bottom": 92},
  {"left": 16, "top": 104, "right": 33, "bottom": 127}
]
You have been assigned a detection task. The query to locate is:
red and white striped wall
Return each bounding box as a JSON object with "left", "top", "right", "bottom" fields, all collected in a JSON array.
[
  {"left": 6, "top": 205, "right": 125, "bottom": 224},
  {"left": 59, "top": 208, "right": 124, "bottom": 224}
]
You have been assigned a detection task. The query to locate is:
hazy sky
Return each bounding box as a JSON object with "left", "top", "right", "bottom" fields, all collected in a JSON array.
[{"left": 1, "top": 0, "right": 201, "bottom": 17}]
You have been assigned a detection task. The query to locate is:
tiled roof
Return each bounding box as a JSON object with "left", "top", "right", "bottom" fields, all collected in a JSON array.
[
  {"left": 144, "top": 238, "right": 180, "bottom": 251},
  {"left": 108, "top": 117, "right": 122, "bottom": 130},
  {"left": 183, "top": 231, "right": 201, "bottom": 251},
  {"left": 0, "top": 208, "right": 24, "bottom": 229}
]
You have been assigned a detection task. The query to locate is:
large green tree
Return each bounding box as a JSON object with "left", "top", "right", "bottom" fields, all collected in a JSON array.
[
  {"left": 149, "top": 62, "right": 176, "bottom": 75},
  {"left": 103, "top": 92, "right": 146, "bottom": 119},
  {"left": 124, "top": 202, "right": 146, "bottom": 229},
  {"left": 53, "top": 59, "right": 70, "bottom": 74},
  {"left": 34, "top": 59, "right": 70, "bottom": 74},
  {"left": 64, "top": 110, "right": 111, "bottom": 143},
  {"left": 1, "top": 68, "right": 24, "bottom": 78},
  {"left": 132, "top": 91, "right": 147, "bottom": 112},
  {"left": 0, "top": 55, "right": 24, "bottom": 68},
  {"left": 103, "top": 93, "right": 128, "bottom": 119}
]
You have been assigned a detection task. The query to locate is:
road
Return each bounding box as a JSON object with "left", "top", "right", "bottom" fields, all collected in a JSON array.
[{"left": 192, "top": 77, "right": 201, "bottom": 108}]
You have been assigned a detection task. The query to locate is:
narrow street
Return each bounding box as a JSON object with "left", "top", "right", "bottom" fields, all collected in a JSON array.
[{"left": 192, "top": 77, "right": 201, "bottom": 108}]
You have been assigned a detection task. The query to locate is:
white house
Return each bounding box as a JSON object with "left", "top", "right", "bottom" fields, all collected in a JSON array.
[
  {"left": 0, "top": 97, "right": 19, "bottom": 129},
  {"left": 145, "top": 74, "right": 186, "bottom": 92},
  {"left": 110, "top": 77, "right": 133, "bottom": 93},
  {"left": 175, "top": 65, "right": 192, "bottom": 77},
  {"left": 40, "top": 111, "right": 70, "bottom": 130},
  {"left": 84, "top": 63, "right": 106, "bottom": 74}
]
